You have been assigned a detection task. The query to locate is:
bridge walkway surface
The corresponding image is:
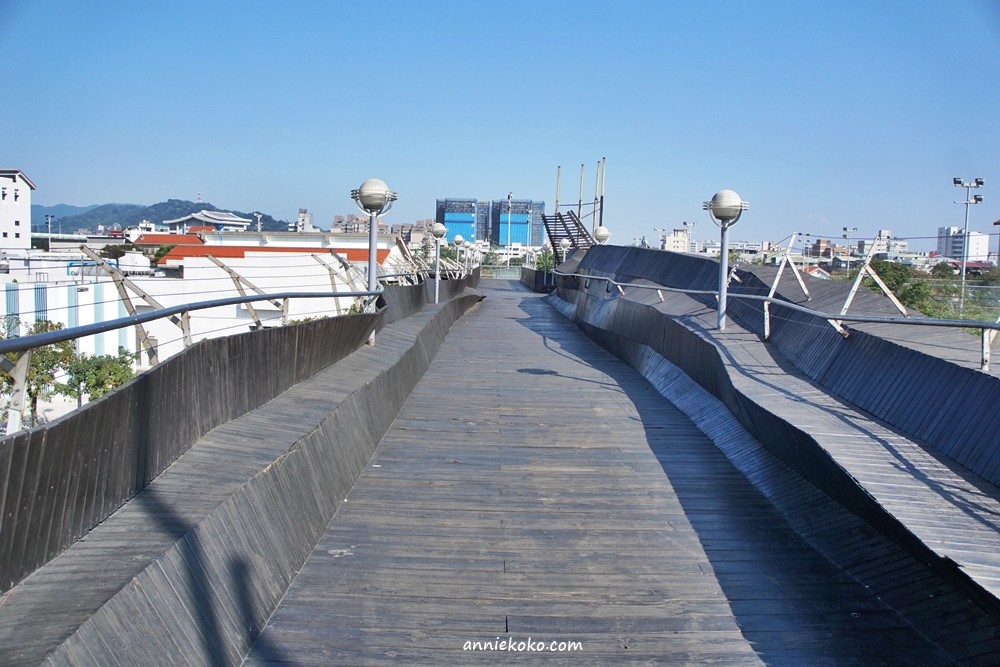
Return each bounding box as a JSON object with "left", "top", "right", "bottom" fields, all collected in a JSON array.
[{"left": 243, "top": 280, "right": 949, "bottom": 665}]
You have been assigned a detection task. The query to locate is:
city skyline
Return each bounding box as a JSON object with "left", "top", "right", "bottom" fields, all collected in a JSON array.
[{"left": 3, "top": 1, "right": 999, "bottom": 252}]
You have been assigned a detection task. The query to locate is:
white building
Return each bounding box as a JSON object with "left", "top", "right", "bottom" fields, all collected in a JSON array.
[
  {"left": 937, "top": 226, "right": 990, "bottom": 262},
  {"left": 162, "top": 210, "right": 251, "bottom": 233},
  {"left": 661, "top": 229, "right": 690, "bottom": 253},
  {"left": 0, "top": 169, "right": 35, "bottom": 251},
  {"left": 290, "top": 208, "right": 317, "bottom": 233}
]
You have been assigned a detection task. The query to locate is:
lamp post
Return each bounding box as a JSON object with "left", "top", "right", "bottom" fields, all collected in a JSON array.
[
  {"left": 45, "top": 214, "right": 54, "bottom": 251},
  {"left": 954, "top": 177, "right": 984, "bottom": 315},
  {"left": 506, "top": 192, "right": 513, "bottom": 266},
  {"left": 454, "top": 234, "right": 465, "bottom": 276},
  {"left": 431, "top": 222, "right": 447, "bottom": 303},
  {"left": 594, "top": 226, "right": 611, "bottom": 245},
  {"left": 994, "top": 218, "right": 1000, "bottom": 264},
  {"left": 842, "top": 226, "right": 857, "bottom": 274},
  {"left": 704, "top": 189, "right": 749, "bottom": 331},
  {"left": 351, "top": 177, "right": 398, "bottom": 301},
  {"left": 559, "top": 237, "right": 571, "bottom": 264}
]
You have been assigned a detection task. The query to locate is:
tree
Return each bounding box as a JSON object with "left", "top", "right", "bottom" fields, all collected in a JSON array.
[
  {"left": 418, "top": 237, "right": 432, "bottom": 264},
  {"left": 536, "top": 248, "right": 554, "bottom": 272},
  {"left": 99, "top": 243, "right": 134, "bottom": 260},
  {"left": 930, "top": 262, "right": 956, "bottom": 279},
  {"left": 152, "top": 244, "right": 175, "bottom": 264},
  {"left": 2, "top": 320, "right": 75, "bottom": 426},
  {"left": 979, "top": 267, "right": 1000, "bottom": 286},
  {"left": 865, "top": 260, "right": 936, "bottom": 315},
  {"left": 56, "top": 347, "right": 136, "bottom": 408}
]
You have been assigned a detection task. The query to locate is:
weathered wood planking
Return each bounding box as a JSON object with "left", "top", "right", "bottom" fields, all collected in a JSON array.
[{"left": 245, "top": 280, "right": 949, "bottom": 666}]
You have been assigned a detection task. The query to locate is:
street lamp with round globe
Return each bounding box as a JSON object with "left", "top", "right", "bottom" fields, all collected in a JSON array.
[
  {"left": 453, "top": 234, "right": 465, "bottom": 273},
  {"left": 594, "top": 226, "right": 611, "bottom": 245},
  {"left": 703, "top": 189, "right": 749, "bottom": 331},
  {"left": 431, "top": 222, "right": 447, "bottom": 304},
  {"left": 559, "top": 237, "right": 572, "bottom": 263},
  {"left": 350, "top": 178, "right": 397, "bottom": 296}
]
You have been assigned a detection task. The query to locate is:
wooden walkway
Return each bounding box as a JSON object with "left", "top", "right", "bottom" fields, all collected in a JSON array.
[{"left": 244, "top": 281, "right": 948, "bottom": 665}]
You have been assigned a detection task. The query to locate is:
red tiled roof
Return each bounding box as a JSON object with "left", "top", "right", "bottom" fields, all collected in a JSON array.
[
  {"left": 157, "top": 245, "right": 391, "bottom": 266},
  {"left": 133, "top": 234, "right": 205, "bottom": 246}
]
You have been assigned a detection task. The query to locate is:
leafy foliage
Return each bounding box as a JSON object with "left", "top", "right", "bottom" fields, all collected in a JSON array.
[
  {"left": 864, "top": 260, "right": 937, "bottom": 316},
  {"left": 980, "top": 268, "right": 1000, "bottom": 286},
  {"left": 535, "top": 248, "right": 554, "bottom": 272},
  {"left": 2, "top": 321, "right": 137, "bottom": 426},
  {"left": 930, "top": 262, "right": 956, "bottom": 278},
  {"left": 2, "top": 320, "right": 76, "bottom": 426},
  {"left": 152, "top": 244, "right": 176, "bottom": 263},
  {"left": 99, "top": 243, "right": 134, "bottom": 259},
  {"left": 55, "top": 347, "right": 136, "bottom": 407}
]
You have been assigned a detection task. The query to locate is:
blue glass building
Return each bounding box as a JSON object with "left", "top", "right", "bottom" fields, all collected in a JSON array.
[{"left": 436, "top": 198, "right": 545, "bottom": 247}]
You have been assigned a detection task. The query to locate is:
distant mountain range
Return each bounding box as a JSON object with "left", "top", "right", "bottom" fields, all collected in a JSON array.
[{"left": 31, "top": 200, "right": 291, "bottom": 233}]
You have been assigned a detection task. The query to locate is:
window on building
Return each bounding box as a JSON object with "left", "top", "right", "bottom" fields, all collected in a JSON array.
[
  {"left": 14, "top": 233, "right": 20, "bottom": 238},
  {"left": 14, "top": 220, "right": 19, "bottom": 226},
  {"left": 2, "top": 232, "right": 7, "bottom": 238}
]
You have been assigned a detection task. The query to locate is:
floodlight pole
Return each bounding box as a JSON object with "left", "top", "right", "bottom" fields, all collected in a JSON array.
[
  {"left": 506, "top": 192, "right": 513, "bottom": 266},
  {"left": 842, "top": 226, "right": 857, "bottom": 274},
  {"left": 954, "top": 177, "right": 984, "bottom": 316}
]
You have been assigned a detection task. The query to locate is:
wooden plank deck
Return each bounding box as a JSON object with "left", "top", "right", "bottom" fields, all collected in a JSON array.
[{"left": 244, "top": 280, "right": 948, "bottom": 665}]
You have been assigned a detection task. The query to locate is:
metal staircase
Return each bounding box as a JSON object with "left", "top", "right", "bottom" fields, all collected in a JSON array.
[{"left": 542, "top": 210, "right": 595, "bottom": 252}]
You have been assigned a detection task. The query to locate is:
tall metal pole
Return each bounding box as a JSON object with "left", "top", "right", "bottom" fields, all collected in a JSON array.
[
  {"left": 593, "top": 160, "right": 600, "bottom": 234},
  {"left": 598, "top": 157, "right": 606, "bottom": 229},
  {"left": 555, "top": 165, "right": 561, "bottom": 217},
  {"left": 718, "top": 222, "right": 731, "bottom": 331},
  {"left": 995, "top": 218, "right": 1000, "bottom": 264},
  {"left": 506, "top": 192, "right": 512, "bottom": 266},
  {"left": 577, "top": 163, "right": 584, "bottom": 219},
  {"left": 367, "top": 211, "right": 378, "bottom": 296},
  {"left": 960, "top": 183, "right": 971, "bottom": 315},
  {"left": 434, "top": 237, "right": 442, "bottom": 304}
]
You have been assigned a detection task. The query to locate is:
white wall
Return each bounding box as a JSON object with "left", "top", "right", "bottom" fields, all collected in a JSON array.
[
  {"left": 0, "top": 172, "right": 33, "bottom": 251},
  {"left": 0, "top": 252, "right": 371, "bottom": 369}
]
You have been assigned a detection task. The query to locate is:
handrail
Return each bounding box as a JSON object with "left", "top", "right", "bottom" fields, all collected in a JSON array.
[
  {"left": 552, "top": 269, "right": 1000, "bottom": 371},
  {"left": 0, "top": 288, "right": 381, "bottom": 355}
]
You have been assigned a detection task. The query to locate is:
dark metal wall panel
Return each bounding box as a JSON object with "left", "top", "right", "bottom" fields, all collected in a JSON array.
[
  {"left": 0, "top": 311, "right": 381, "bottom": 593},
  {"left": 563, "top": 245, "right": 1000, "bottom": 489},
  {"left": 557, "top": 284, "right": 1000, "bottom": 625}
]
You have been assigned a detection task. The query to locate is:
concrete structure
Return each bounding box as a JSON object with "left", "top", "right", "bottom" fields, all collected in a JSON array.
[
  {"left": 4, "top": 257, "right": 1000, "bottom": 663},
  {"left": 163, "top": 210, "right": 252, "bottom": 233},
  {"left": 289, "top": 208, "right": 317, "bottom": 233},
  {"left": 661, "top": 228, "right": 690, "bottom": 252},
  {"left": 937, "top": 226, "right": 990, "bottom": 263},
  {"left": 0, "top": 169, "right": 35, "bottom": 251},
  {"left": 436, "top": 197, "right": 546, "bottom": 248},
  {"left": 434, "top": 198, "right": 479, "bottom": 244},
  {"left": 0, "top": 229, "right": 403, "bottom": 368}
]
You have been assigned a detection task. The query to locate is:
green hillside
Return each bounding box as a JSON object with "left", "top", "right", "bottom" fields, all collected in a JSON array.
[{"left": 32, "top": 200, "right": 290, "bottom": 233}]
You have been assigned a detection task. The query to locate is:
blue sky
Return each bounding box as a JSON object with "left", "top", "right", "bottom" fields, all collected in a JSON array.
[{"left": 3, "top": 0, "right": 999, "bottom": 250}]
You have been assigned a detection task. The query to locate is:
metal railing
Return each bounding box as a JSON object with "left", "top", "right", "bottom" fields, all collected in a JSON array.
[
  {"left": 0, "top": 289, "right": 381, "bottom": 355},
  {"left": 0, "top": 287, "right": 382, "bottom": 433},
  {"left": 553, "top": 270, "right": 1000, "bottom": 372}
]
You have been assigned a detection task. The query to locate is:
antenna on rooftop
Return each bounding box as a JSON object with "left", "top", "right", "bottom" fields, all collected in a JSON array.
[{"left": 196, "top": 192, "right": 202, "bottom": 204}]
